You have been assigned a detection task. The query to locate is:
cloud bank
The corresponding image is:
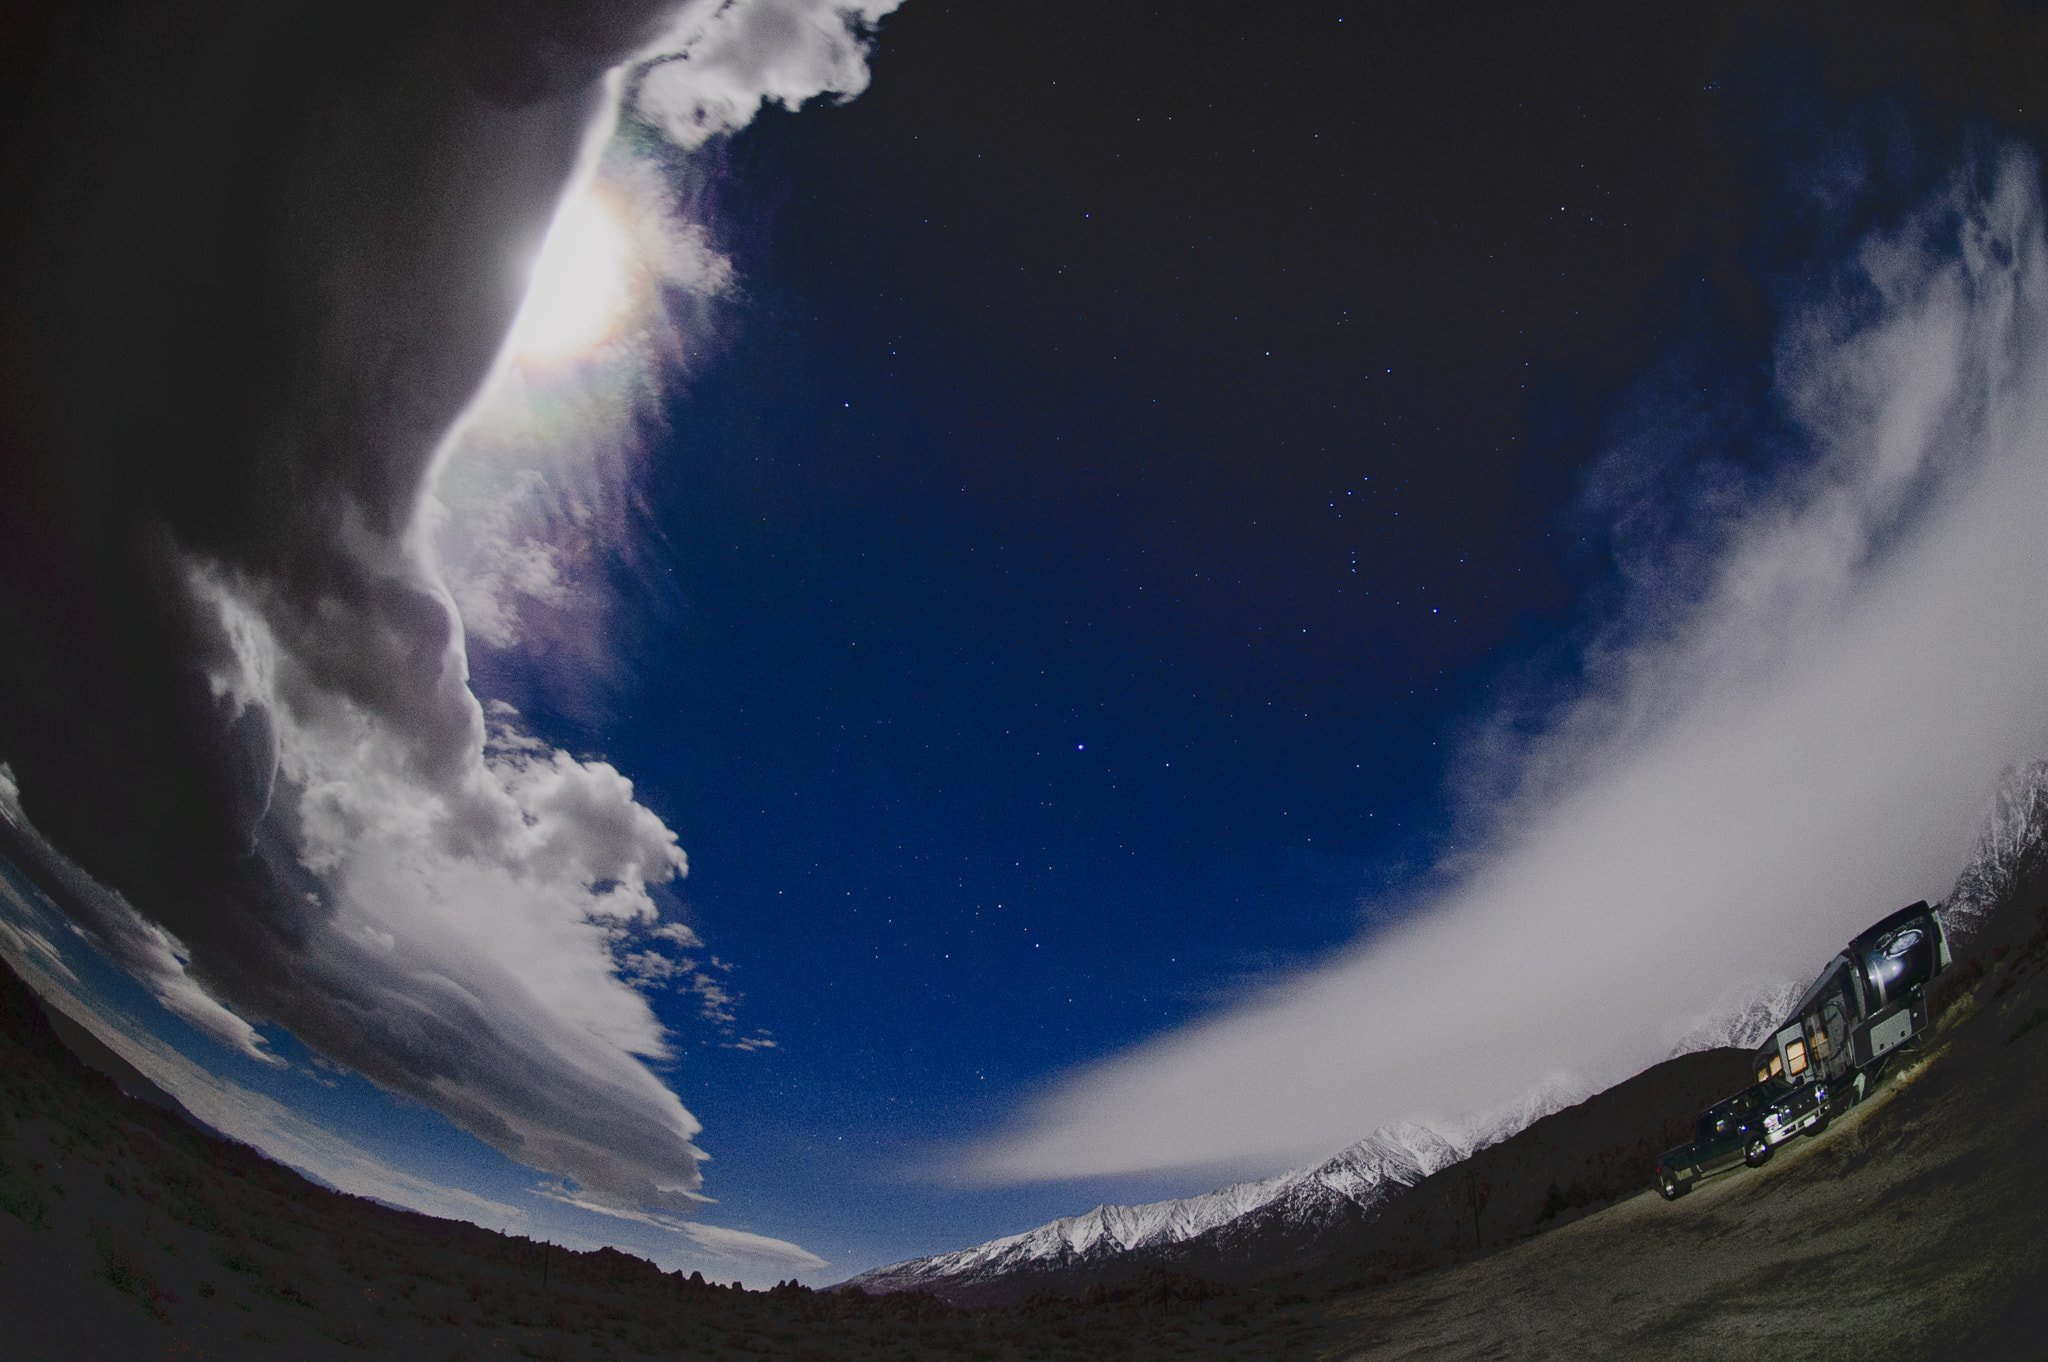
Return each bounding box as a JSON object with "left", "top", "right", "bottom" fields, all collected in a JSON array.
[
  {"left": 0, "top": 0, "right": 892, "bottom": 1223},
  {"left": 965, "top": 148, "right": 2048, "bottom": 1183}
]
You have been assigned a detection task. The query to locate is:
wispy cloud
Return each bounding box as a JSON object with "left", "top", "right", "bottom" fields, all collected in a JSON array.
[
  {"left": 537, "top": 1188, "right": 829, "bottom": 1272},
  {"left": 680, "top": 1221, "right": 830, "bottom": 1273},
  {"left": 0, "top": 912, "right": 527, "bottom": 1229},
  {"left": 962, "top": 147, "right": 2048, "bottom": 1183}
]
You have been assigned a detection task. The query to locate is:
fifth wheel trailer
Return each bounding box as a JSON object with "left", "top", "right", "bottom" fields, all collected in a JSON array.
[{"left": 1752, "top": 900, "right": 1952, "bottom": 1106}]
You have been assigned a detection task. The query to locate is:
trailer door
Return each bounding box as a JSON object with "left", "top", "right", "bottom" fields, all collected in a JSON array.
[{"left": 1804, "top": 993, "right": 1852, "bottom": 1080}]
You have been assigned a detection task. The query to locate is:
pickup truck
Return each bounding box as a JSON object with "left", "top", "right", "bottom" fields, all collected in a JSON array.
[
  {"left": 1758, "top": 1075, "right": 1834, "bottom": 1145},
  {"left": 1654, "top": 1082, "right": 1778, "bottom": 1199}
]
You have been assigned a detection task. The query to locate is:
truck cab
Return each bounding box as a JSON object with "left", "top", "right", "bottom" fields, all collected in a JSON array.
[{"left": 1655, "top": 1083, "right": 1777, "bottom": 1199}]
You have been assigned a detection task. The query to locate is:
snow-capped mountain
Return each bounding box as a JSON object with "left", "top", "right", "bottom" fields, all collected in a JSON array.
[
  {"left": 1668, "top": 979, "right": 1806, "bottom": 1057},
  {"left": 1949, "top": 759, "right": 2048, "bottom": 940},
  {"left": 1435, "top": 1073, "right": 1594, "bottom": 1151},
  {"left": 842, "top": 1092, "right": 1583, "bottom": 1300}
]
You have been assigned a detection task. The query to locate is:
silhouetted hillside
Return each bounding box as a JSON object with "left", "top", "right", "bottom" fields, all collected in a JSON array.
[{"left": 0, "top": 955, "right": 1343, "bottom": 1358}]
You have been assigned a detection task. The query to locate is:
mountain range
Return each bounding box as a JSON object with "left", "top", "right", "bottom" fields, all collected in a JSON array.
[{"left": 842, "top": 1011, "right": 1796, "bottom": 1304}]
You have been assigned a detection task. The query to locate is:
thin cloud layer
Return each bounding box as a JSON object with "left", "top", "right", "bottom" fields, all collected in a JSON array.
[
  {"left": 964, "top": 149, "right": 2048, "bottom": 1183},
  {"left": 0, "top": 0, "right": 892, "bottom": 1225}
]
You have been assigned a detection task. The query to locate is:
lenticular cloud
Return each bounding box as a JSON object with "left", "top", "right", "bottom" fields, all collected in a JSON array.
[{"left": 0, "top": 0, "right": 895, "bottom": 1218}]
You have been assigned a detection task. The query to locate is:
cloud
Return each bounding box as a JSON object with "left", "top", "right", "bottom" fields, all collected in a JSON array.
[
  {"left": 679, "top": 1221, "right": 830, "bottom": 1272},
  {"left": 0, "top": 0, "right": 889, "bottom": 1230},
  {"left": 634, "top": 0, "right": 900, "bottom": 150},
  {"left": 536, "top": 1189, "right": 828, "bottom": 1272},
  {"left": 0, "top": 913, "right": 529, "bottom": 1229},
  {"left": 431, "top": 147, "right": 740, "bottom": 668},
  {"left": 0, "top": 768, "right": 277, "bottom": 1062},
  {"left": 961, "top": 146, "right": 2048, "bottom": 1183},
  {"left": 435, "top": 1, "right": 901, "bottom": 697}
]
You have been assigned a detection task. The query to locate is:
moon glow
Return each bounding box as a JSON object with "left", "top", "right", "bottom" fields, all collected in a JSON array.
[{"left": 509, "top": 188, "right": 637, "bottom": 365}]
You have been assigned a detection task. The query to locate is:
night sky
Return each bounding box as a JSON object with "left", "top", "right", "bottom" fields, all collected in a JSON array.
[
  {"left": 7, "top": 0, "right": 2048, "bottom": 1284},
  {"left": 537, "top": 0, "right": 1974, "bottom": 1243}
]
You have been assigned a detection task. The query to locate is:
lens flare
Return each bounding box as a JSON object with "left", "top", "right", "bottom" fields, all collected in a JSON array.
[{"left": 509, "top": 189, "right": 636, "bottom": 364}]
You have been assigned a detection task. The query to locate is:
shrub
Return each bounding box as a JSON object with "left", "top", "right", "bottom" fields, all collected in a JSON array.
[{"left": 94, "top": 1224, "right": 173, "bottom": 1320}]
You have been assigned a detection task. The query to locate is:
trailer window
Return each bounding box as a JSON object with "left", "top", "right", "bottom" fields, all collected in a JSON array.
[{"left": 1785, "top": 1039, "right": 1808, "bottom": 1076}]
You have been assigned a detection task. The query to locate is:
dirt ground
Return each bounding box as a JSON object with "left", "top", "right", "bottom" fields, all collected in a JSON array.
[{"left": 1298, "top": 954, "right": 2048, "bottom": 1361}]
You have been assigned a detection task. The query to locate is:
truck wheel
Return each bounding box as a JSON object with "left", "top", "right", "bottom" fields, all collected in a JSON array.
[
  {"left": 1744, "top": 1137, "right": 1771, "bottom": 1168},
  {"left": 1804, "top": 1112, "right": 1830, "bottom": 1138},
  {"left": 1657, "top": 1169, "right": 1684, "bottom": 1201}
]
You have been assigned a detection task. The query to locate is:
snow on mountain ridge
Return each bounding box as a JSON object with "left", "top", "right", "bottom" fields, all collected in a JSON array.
[
  {"left": 1438, "top": 1073, "right": 1596, "bottom": 1153},
  {"left": 845, "top": 1092, "right": 1585, "bottom": 1292},
  {"left": 1668, "top": 979, "right": 1806, "bottom": 1058},
  {"left": 883, "top": 1171, "right": 1299, "bottom": 1283}
]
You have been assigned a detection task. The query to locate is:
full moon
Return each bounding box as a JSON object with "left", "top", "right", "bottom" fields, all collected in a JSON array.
[{"left": 508, "top": 188, "right": 636, "bottom": 365}]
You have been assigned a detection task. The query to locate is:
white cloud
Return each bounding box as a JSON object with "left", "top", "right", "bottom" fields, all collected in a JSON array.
[
  {"left": 188, "top": 559, "right": 716, "bottom": 1209},
  {"left": 634, "top": 0, "right": 902, "bottom": 150},
  {"left": 0, "top": 916, "right": 77, "bottom": 987},
  {"left": 536, "top": 1188, "right": 828, "bottom": 1272},
  {"left": 0, "top": 776, "right": 277, "bottom": 1063},
  {"left": 963, "top": 147, "right": 2048, "bottom": 1183},
  {"left": 681, "top": 1221, "right": 830, "bottom": 1272},
  {"left": 432, "top": 148, "right": 737, "bottom": 660}
]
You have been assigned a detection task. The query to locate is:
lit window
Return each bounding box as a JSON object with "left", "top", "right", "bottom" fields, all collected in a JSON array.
[
  {"left": 1768, "top": 1055, "right": 1783, "bottom": 1077},
  {"left": 1786, "top": 1040, "right": 1808, "bottom": 1075},
  {"left": 1757, "top": 1068, "right": 1771, "bottom": 1084}
]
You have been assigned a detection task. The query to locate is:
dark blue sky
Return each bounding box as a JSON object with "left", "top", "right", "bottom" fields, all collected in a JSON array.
[{"left": 450, "top": 0, "right": 2031, "bottom": 1265}]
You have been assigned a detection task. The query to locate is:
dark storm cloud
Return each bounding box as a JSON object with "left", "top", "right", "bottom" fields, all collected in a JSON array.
[{"left": 0, "top": 0, "right": 891, "bottom": 1216}]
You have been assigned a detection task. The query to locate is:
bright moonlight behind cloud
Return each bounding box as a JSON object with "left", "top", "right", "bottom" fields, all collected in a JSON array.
[{"left": 510, "top": 188, "right": 637, "bottom": 365}]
